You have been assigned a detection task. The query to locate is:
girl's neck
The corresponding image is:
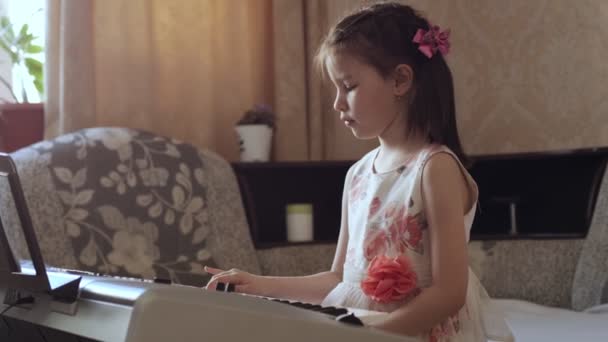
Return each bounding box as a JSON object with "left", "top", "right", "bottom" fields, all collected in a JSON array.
[
  {"left": 375, "top": 131, "right": 428, "bottom": 174},
  {"left": 377, "top": 109, "right": 428, "bottom": 155},
  {"left": 374, "top": 107, "right": 429, "bottom": 172}
]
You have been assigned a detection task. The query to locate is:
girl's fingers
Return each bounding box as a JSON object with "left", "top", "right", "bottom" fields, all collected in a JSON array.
[
  {"left": 204, "top": 266, "right": 228, "bottom": 289},
  {"left": 206, "top": 272, "right": 242, "bottom": 291},
  {"left": 204, "top": 266, "right": 225, "bottom": 275}
]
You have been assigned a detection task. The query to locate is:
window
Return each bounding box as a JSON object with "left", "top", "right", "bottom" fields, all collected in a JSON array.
[{"left": 2, "top": 0, "right": 46, "bottom": 103}]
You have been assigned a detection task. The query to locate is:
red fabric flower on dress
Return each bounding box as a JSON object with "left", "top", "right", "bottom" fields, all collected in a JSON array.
[{"left": 361, "top": 255, "right": 418, "bottom": 303}]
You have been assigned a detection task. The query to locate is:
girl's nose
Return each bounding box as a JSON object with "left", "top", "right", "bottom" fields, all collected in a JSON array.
[{"left": 333, "top": 93, "right": 348, "bottom": 113}]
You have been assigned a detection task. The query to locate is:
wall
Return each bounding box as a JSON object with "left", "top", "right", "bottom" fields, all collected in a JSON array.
[{"left": 274, "top": 0, "right": 608, "bottom": 160}]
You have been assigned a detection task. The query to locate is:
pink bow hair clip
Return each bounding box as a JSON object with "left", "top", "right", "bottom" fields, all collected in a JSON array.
[{"left": 412, "top": 25, "right": 451, "bottom": 58}]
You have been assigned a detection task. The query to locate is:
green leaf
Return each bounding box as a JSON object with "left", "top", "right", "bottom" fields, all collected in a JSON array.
[
  {"left": 16, "top": 26, "right": 37, "bottom": 48},
  {"left": 0, "top": 38, "right": 18, "bottom": 63},
  {"left": 33, "top": 78, "right": 43, "bottom": 96},
  {"left": 25, "top": 57, "right": 42, "bottom": 74},
  {"left": 26, "top": 44, "right": 43, "bottom": 54},
  {"left": 24, "top": 58, "right": 44, "bottom": 95},
  {"left": 0, "top": 37, "right": 10, "bottom": 53},
  {"left": 17, "top": 24, "right": 28, "bottom": 43},
  {"left": 0, "top": 17, "right": 11, "bottom": 29},
  {"left": 0, "top": 15, "right": 45, "bottom": 101},
  {"left": 19, "top": 33, "right": 36, "bottom": 47},
  {"left": 3, "top": 25, "right": 15, "bottom": 46}
]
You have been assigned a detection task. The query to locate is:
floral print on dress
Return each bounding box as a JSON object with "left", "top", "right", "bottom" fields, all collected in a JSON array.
[
  {"left": 361, "top": 200, "right": 427, "bottom": 303},
  {"left": 349, "top": 172, "right": 367, "bottom": 203},
  {"left": 369, "top": 197, "right": 382, "bottom": 217},
  {"left": 345, "top": 247, "right": 358, "bottom": 266},
  {"left": 428, "top": 314, "right": 462, "bottom": 342},
  {"left": 322, "top": 145, "right": 487, "bottom": 341},
  {"left": 363, "top": 201, "right": 426, "bottom": 261},
  {"left": 364, "top": 228, "right": 388, "bottom": 260},
  {"left": 389, "top": 211, "right": 425, "bottom": 255}
]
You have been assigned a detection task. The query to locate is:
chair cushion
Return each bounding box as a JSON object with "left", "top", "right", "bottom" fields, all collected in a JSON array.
[
  {"left": 572, "top": 165, "right": 608, "bottom": 310},
  {"left": 8, "top": 127, "right": 260, "bottom": 286},
  {"left": 492, "top": 299, "right": 608, "bottom": 342}
]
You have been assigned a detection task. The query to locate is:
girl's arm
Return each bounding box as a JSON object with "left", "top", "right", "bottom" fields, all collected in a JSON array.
[
  {"left": 253, "top": 203, "right": 349, "bottom": 303},
  {"left": 205, "top": 168, "right": 353, "bottom": 304},
  {"left": 371, "top": 152, "right": 473, "bottom": 336}
]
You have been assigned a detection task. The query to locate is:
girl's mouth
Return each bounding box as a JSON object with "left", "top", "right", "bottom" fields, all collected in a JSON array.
[{"left": 344, "top": 119, "right": 355, "bottom": 127}]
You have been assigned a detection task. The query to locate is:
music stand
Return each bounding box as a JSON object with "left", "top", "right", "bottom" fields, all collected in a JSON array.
[{"left": 0, "top": 153, "right": 80, "bottom": 304}]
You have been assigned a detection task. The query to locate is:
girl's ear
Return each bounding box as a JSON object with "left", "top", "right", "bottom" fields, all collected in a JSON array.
[{"left": 392, "top": 64, "right": 414, "bottom": 97}]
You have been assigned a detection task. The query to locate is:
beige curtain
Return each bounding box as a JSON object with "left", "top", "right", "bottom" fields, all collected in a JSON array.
[
  {"left": 46, "top": 0, "right": 608, "bottom": 161},
  {"left": 272, "top": 0, "right": 377, "bottom": 161},
  {"left": 45, "top": 0, "right": 273, "bottom": 161}
]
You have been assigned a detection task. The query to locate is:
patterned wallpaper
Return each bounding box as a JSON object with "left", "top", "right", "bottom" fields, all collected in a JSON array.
[
  {"left": 278, "top": 0, "right": 608, "bottom": 160},
  {"left": 425, "top": 0, "right": 608, "bottom": 155}
]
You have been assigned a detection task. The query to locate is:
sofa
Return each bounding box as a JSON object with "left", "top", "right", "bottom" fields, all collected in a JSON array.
[
  {"left": 4, "top": 127, "right": 608, "bottom": 341},
  {"left": 4, "top": 127, "right": 336, "bottom": 287}
]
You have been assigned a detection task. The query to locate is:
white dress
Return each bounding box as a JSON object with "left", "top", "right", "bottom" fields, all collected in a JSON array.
[{"left": 322, "top": 144, "right": 490, "bottom": 341}]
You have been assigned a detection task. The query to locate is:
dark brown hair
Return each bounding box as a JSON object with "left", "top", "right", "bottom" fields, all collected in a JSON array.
[{"left": 315, "top": 2, "right": 468, "bottom": 165}]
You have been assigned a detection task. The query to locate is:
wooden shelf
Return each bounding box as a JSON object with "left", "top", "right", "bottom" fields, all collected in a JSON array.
[{"left": 232, "top": 147, "right": 608, "bottom": 246}]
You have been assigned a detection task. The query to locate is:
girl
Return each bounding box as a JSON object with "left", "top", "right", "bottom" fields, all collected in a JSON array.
[{"left": 206, "top": 2, "right": 506, "bottom": 341}]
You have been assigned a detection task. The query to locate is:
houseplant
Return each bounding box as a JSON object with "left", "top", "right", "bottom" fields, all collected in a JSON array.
[
  {"left": 235, "top": 104, "right": 276, "bottom": 162},
  {"left": 0, "top": 15, "right": 45, "bottom": 152}
]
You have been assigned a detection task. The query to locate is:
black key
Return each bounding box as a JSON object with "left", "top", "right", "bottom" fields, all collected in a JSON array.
[
  {"left": 336, "top": 313, "right": 364, "bottom": 326},
  {"left": 301, "top": 304, "right": 322, "bottom": 310},
  {"left": 215, "top": 282, "right": 235, "bottom": 292},
  {"left": 153, "top": 278, "right": 171, "bottom": 284},
  {"left": 319, "top": 307, "right": 349, "bottom": 316},
  {"left": 270, "top": 299, "right": 348, "bottom": 317},
  {"left": 216, "top": 282, "right": 226, "bottom": 291},
  {"left": 290, "top": 302, "right": 315, "bottom": 309}
]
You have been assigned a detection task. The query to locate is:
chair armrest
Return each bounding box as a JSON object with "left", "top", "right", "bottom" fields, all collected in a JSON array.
[
  {"left": 482, "top": 299, "right": 515, "bottom": 342},
  {"left": 469, "top": 239, "right": 585, "bottom": 309},
  {"left": 256, "top": 243, "right": 336, "bottom": 276}
]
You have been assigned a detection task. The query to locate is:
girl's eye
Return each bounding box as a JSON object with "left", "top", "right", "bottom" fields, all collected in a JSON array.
[{"left": 344, "top": 84, "right": 357, "bottom": 91}]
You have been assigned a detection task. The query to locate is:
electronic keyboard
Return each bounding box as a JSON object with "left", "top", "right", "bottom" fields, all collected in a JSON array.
[{"left": 0, "top": 267, "right": 401, "bottom": 342}]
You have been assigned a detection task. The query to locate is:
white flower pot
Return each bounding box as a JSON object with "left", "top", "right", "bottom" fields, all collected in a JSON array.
[{"left": 235, "top": 125, "right": 273, "bottom": 162}]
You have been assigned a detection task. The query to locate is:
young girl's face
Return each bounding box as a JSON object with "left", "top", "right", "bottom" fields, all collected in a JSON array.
[{"left": 326, "top": 52, "right": 400, "bottom": 140}]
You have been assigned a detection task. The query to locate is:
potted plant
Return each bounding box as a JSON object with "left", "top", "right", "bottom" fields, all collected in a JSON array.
[
  {"left": 235, "top": 104, "right": 276, "bottom": 162},
  {"left": 0, "top": 15, "right": 45, "bottom": 152}
]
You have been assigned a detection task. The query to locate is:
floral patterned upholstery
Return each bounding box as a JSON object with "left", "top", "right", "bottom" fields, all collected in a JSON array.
[{"left": 5, "top": 127, "right": 260, "bottom": 286}]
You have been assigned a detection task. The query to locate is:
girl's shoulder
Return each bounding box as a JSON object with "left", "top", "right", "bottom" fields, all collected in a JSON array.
[
  {"left": 417, "top": 144, "right": 479, "bottom": 208},
  {"left": 420, "top": 144, "right": 453, "bottom": 160},
  {"left": 415, "top": 144, "right": 465, "bottom": 171},
  {"left": 346, "top": 147, "right": 379, "bottom": 178}
]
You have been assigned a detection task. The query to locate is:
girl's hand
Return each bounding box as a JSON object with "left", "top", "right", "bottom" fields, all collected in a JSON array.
[{"left": 204, "top": 266, "right": 267, "bottom": 296}]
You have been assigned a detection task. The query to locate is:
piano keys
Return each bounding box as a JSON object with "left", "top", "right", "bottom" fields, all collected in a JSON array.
[{"left": 1, "top": 266, "right": 400, "bottom": 342}]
